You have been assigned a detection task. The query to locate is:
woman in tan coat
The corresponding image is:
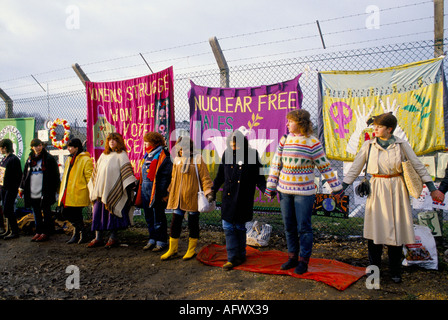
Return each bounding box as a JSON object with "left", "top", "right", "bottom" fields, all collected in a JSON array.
[
  {"left": 162, "top": 136, "right": 213, "bottom": 261},
  {"left": 343, "top": 113, "right": 437, "bottom": 283}
]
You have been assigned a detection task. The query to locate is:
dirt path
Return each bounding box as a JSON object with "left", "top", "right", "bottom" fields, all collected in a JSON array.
[{"left": 0, "top": 226, "right": 447, "bottom": 303}]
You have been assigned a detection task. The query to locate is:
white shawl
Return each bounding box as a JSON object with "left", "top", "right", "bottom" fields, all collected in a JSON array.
[{"left": 88, "top": 151, "right": 137, "bottom": 218}]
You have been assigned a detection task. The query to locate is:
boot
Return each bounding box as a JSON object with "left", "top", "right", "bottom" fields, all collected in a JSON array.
[
  {"left": 295, "top": 257, "right": 310, "bottom": 275},
  {"left": 77, "top": 226, "right": 87, "bottom": 244},
  {"left": 183, "top": 238, "right": 198, "bottom": 260},
  {"left": 222, "top": 261, "right": 235, "bottom": 271},
  {"left": 3, "top": 232, "right": 19, "bottom": 240},
  {"left": 0, "top": 214, "right": 5, "bottom": 235},
  {"left": 368, "top": 240, "right": 383, "bottom": 268},
  {"left": 0, "top": 218, "right": 10, "bottom": 239},
  {"left": 3, "top": 220, "right": 19, "bottom": 240},
  {"left": 160, "top": 237, "right": 178, "bottom": 260},
  {"left": 281, "top": 252, "right": 298, "bottom": 270},
  {"left": 66, "top": 227, "right": 80, "bottom": 244},
  {"left": 67, "top": 220, "right": 84, "bottom": 244},
  {"left": 0, "top": 228, "right": 10, "bottom": 239},
  {"left": 388, "top": 245, "right": 403, "bottom": 283}
]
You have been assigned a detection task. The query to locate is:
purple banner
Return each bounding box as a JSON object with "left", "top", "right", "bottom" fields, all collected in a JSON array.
[
  {"left": 188, "top": 75, "right": 303, "bottom": 159},
  {"left": 85, "top": 67, "right": 175, "bottom": 172}
]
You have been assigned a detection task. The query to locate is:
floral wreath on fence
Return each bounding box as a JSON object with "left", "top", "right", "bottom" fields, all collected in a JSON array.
[{"left": 49, "top": 118, "right": 71, "bottom": 149}]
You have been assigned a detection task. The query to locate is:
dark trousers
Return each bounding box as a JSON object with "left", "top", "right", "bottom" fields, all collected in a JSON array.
[
  {"left": 62, "top": 206, "right": 85, "bottom": 229},
  {"left": 368, "top": 239, "right": 403, "bottom": 274},
  {"left": 170, "top": 211, "right": 199, "bottom": 239},
  {"left": 1, "top": 189, "right": 19, "bottom": 233},
  {"left": 31, "top": 198, "right": 54, "bottom": 235}
]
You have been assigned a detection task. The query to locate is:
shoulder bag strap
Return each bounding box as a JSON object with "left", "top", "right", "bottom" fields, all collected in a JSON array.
[
  {"left": 363, "top": 143, "right": 372, "bottom": 175},
  {"left": 399, "top": 143, "right": 409, "bottom": 161},
  {"left": 194, "top": 155, "right": 203, "bottom": 192}
]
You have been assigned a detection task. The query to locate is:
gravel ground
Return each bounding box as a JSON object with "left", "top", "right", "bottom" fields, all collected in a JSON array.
[{"left": 1, "top": 223, "right": 447, "bottom": 303}]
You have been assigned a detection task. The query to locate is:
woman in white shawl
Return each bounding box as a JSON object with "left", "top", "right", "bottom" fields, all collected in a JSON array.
[{"left": 87, "top": 132, "right": 137, "bottom": 248}]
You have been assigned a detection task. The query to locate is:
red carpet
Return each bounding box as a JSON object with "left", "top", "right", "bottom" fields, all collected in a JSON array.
[{"left": 196, "top": 244, "right": 366, "bottom": 291}]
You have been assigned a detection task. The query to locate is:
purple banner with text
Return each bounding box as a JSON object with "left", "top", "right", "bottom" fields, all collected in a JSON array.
[{"left": 188, "top": 75, "right": 303, "bottom": 162}]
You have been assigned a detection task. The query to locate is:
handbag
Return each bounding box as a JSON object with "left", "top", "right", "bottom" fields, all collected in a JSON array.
[
  {"left": 134, "top": 180, "right": 143, "bottom": 208},
  {"left": 355, "top": 144, "right": 372, "bottom": 198},
  {"left": 400, "top": 144, "right": 423, "bottom": 199},
  {"left": 194, "top": 159, "right": 216, "bottom": 213}
]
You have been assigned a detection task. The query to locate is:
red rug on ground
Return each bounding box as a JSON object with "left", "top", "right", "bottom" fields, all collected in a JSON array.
[{"left": 196, "top": 244, "right": 366, "bottom": 291}]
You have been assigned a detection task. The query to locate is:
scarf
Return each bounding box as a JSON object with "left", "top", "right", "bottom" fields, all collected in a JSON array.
[
  {"left": 144, "top": 146, "right": 163, "bottom": 181},
  {"left": 29, "top": 149, "right": 46, "bottom": 171},
  {"left": 181, "top": 156, "right": 197, "bottom": 174},
  {"left": 376, "top": 136, "right": 396, "bottom": 150}
]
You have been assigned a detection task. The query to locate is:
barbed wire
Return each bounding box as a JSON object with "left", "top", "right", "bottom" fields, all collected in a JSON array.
[
  {"left": 225, "top": 30, "right": 434, "bottom": 65},
  {"left": 0, "top": 0, "right": 439, "bottom": 96},
  {"left": 218, "top": 0, "right": 433, "bottom": 40},
  {"left": 221, "top": 16, "right": 433, "bottom": 54}
]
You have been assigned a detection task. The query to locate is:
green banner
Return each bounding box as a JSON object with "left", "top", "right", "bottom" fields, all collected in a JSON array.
[{"left": 0, "top": 118, "right": 36, "bottom": 168}]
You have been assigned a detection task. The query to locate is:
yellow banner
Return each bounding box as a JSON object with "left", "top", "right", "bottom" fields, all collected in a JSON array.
[{"left": 319, "top": 57, "right": 447, "bottom": 161}]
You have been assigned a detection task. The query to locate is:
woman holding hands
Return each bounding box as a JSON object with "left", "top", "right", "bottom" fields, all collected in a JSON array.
[
  {"left": 265, "top": 109, "right": 342, "bottom": 275},
  {"left": 343, "top": 112, "right": 437, "bottom": 283}
]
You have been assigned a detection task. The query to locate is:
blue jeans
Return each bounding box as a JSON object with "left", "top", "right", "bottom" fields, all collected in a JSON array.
[
  {"left": 141, "top": 181, "right": 168, "bottom": 247},
  {"left": 143, "top": 203, "right": 168, "bottom": 247},
  {"left": 222, "top": 220, "right": 247, "bottom": 263},
  {"left": 279, "top": 192, "right": 315, "bottom": 259}
]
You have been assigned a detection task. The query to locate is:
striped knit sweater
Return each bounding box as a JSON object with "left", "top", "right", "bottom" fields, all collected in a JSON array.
[{"left": 265, "top": 134, "right": 342, "bottom": 196}]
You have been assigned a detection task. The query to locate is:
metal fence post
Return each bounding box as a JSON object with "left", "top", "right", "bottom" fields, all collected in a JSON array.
[
  {"left": 434, "top": 0, "right": 444, "bottom": 57},
  {"left": 209, "top": 36, "right": 229, "bottom": 88},
  {"left": 0, "top": 88, "right": 13, "bottom": 118},
  {"left": 72, "top": 63, "right": 90, "bottom": 87}
]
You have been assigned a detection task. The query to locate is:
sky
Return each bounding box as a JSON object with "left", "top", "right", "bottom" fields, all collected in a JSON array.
[{"left": 0, "top": 0, "right": 443, "bottom": 99}]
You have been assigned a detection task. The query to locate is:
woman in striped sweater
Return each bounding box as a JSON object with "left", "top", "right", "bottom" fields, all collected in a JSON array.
[{"left": 264, "top": 109, "right": 343, "bottom": 274}]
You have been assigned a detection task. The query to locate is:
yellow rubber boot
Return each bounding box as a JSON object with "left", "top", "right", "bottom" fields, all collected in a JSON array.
[
  {"left": 183, "top": 238, "right": 198, "bottom": 260},
  {"left": 160, "top": 237, "right": 178, "bottom": 260}
]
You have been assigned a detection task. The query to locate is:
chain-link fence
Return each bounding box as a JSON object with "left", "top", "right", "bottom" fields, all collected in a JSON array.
[{"left": 1, "top": 38, "right": 447, "bottom": 238}]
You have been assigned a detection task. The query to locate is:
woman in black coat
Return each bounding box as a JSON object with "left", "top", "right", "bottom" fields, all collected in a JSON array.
[
  {"left": 19, "top": 139, "right": 60, "bottom": 242},
  {"left": 211, "top": 130, "right": 266, "bottom": 270},
  {"left": 0, "top": 139, "right": 23, "bottom": 239}
]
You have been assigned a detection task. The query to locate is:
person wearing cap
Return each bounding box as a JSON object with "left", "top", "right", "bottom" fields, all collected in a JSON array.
[
  {"left": 58, "top": 138, "right": 93, "bottom": 244},
  {"left": 19, "top": 138, "right": 60, "bottom": 242},
  {"left": 343, "top": 112, "right": 437, "bottom": 283},
  {"left": 0, "top": 139, "right": 22, "bottom": 240}
]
